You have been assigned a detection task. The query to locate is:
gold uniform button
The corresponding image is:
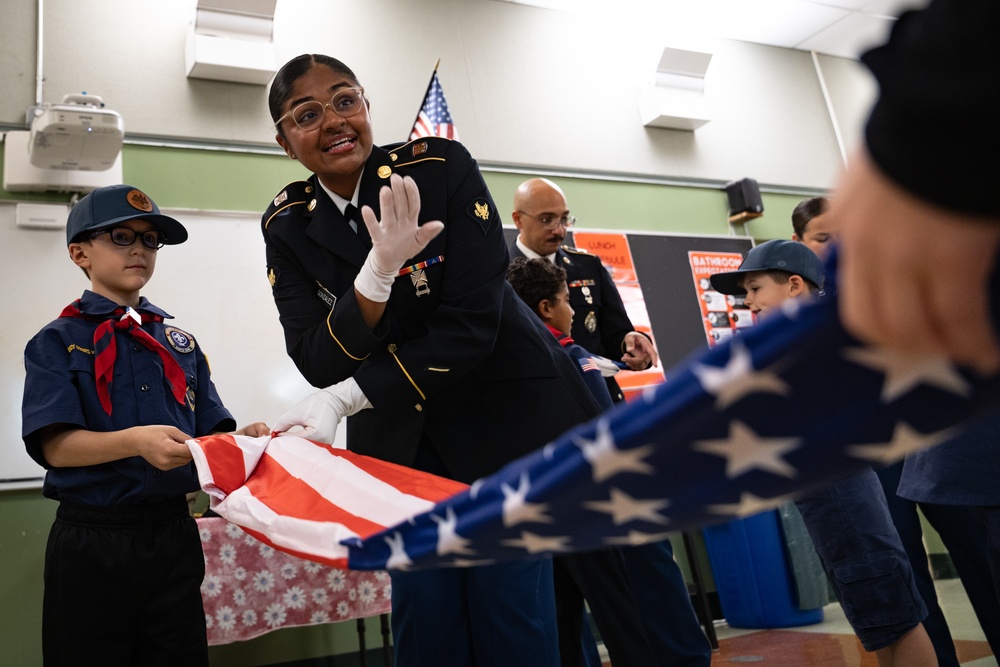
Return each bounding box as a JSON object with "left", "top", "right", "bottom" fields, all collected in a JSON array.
[
  {"left": 387, "top": 343, "right": 397, "bottom": 353},
  {"left": 415, "top": 404, "right": 423, "bottom": 412}
]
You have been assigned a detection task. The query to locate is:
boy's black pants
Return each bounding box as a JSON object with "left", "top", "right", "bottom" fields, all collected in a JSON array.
[{"left": 42, "top": 497, "right": 209, "bottom": 667}]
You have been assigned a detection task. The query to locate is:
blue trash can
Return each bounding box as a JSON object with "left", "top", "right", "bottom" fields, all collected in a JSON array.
[{"left": 703, "top": 510, "right": 824, "bottom": 629}]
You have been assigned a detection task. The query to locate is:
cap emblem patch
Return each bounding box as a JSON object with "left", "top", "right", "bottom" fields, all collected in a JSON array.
[{"left": 127, "top": 189, "right": 154, "bottom": 213}]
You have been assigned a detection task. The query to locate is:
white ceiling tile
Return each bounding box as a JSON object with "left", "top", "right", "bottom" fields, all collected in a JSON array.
[
  {"left": 806, "top": 0, "right": 870, "bottom": 10},
  {"left": 692, "top": 0, "right": 851, "bottom": 49},
  {"left": 796, "top": 11, "right": 896, "bottom": 58},
  {"left": 488, "top": 0, "right": 930, "bottom": 59},
  {"left": 859, "top": 0, "right": 929, "bottom": 17}
]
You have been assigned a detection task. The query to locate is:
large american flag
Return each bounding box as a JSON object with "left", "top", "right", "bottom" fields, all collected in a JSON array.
[
  {"left": 188, "top": 433, "right": 467, "bottom": 568},
  {"left": 409, "top": 71, "right": 459, "bottom": 141},
  {"left": 190, "top": 264, "right": 1000, "bottom": 571}
]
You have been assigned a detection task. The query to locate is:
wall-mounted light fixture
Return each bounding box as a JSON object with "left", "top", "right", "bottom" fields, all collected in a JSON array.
[
  {"left": 639, "top": 47, "right": 714, "bottom": 131},
  {"left": 185, "top": 0, "right": 278, "bottom": 85}
]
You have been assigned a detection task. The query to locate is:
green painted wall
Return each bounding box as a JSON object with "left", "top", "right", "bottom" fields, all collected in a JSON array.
[{"left": 1, "top": 143, "right": 811, "bottom": 241}]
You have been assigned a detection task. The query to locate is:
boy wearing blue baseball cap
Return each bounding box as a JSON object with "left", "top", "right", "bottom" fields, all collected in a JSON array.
[
  {"left": 710, "top": 239, "right": 937, "bottom": 664},
  {"left": 710, "top": 238, "right": 824, "bottom": 316},
  {"left": 21, "top": 184, "right": 268, "bottom": 665}
]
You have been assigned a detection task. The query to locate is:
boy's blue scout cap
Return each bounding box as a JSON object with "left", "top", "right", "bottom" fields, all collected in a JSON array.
[
  {"left": 710, "top": 239, "right": 824, "bottom": 295},
  {"left": 66, "top": 184, "right": 188, "bottom": 246}
]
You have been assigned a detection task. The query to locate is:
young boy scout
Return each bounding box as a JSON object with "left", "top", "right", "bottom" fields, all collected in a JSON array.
[
  {"left": 21, "top": 184, "right": 268, "bottom": 666},
  {"left": 711, "top": 239, "right": 937, "bottom": 666}
]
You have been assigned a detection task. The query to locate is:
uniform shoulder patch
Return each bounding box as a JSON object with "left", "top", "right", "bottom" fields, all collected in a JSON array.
[
  {"left": 467, "top": 197, "right": 495, "bottom": 236},
  {"left": 263, "top": 180, "right": 314, "bottom": 229},
  {"left": 387, "top": 137, "right": 449, "bottom": 167},
  {"left": 164, "top": 326, "right": 197, "bottom": 354}
]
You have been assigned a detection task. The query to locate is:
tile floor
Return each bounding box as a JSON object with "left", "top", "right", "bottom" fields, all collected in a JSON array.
[{"left": 705, "top": 579, "right": 996, "bottom": 666}]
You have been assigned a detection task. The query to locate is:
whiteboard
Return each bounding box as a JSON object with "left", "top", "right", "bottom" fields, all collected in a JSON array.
[{"left": 1, "top": 204, "right": 318, "bottom": 489}]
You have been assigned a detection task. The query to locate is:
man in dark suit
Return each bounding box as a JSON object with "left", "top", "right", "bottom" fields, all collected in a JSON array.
[
  {"left": 509, "top": 178, "right": 656, "bottom": 402},
  {"left": 510, "top": 178, "right": 712, "bottom": 667}
]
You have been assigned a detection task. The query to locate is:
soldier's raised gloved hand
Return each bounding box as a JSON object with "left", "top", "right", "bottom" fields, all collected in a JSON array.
[
  {"left": 271, "top": 377, "right": 372, "bottom": 444},
  {"left": 354, "top": 174, "right": 444, "bottom": 303}
]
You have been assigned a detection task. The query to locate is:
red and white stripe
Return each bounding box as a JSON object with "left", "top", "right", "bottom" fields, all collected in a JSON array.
[{"left": 188, "top": 434, "right": 467, "bottom": 568}]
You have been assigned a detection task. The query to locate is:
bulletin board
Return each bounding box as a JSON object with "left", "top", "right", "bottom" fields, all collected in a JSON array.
[{"left": 503, "top": 227, "right": 754, "bottom": 369}]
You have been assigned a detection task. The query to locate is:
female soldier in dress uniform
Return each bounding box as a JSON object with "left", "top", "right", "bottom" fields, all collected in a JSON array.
[{"left": 261, "top": 54, "right": 601, "bottom": 667}]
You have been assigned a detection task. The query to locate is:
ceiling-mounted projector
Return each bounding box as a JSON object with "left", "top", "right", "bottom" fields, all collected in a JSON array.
[{"left": 28, "top": 93, "right": 124, "bottom": 171}]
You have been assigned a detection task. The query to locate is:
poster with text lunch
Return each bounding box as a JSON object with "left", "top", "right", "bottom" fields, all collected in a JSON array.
[{"left": 571, "top": 231, "right": 663, "bottom": 401}]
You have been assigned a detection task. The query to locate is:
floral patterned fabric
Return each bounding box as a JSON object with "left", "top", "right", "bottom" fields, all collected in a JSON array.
[{"left": 198, "top": 517, "right": 391, "bottom": 645}]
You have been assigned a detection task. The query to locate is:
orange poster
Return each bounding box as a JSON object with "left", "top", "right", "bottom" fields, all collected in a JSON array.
[
  {"left": 571, "top": 232, "right": 663, "bottom": 401},
  {"left": 688, "top": 251, "right": 755, "bottom": 347}
]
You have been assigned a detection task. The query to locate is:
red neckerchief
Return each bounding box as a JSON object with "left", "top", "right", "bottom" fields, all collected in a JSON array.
[
  {"left": 59, "top": 300, "right": 188, "bottom": 415},
  {"left": 545, "top": 323, "right": 574, "bottom": 348}
]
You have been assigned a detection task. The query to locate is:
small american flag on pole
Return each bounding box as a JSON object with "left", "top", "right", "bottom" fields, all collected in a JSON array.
[{"left": 409, "top": 66, "right": 459, "bottom": 141}]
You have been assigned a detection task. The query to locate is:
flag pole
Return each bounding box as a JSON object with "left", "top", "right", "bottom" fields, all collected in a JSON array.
[{"left": 410, "top": 59, "right": 441, "bottom": 136}]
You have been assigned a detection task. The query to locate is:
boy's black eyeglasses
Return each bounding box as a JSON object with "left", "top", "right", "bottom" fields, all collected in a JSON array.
[{"left": 89, "top": 227, "right": 166, "bottom": 250}]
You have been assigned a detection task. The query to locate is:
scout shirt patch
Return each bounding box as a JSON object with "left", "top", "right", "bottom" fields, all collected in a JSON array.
[
  {"left": 468, "top": 198, "right": 493, "bottom": 236},
  {"left": 165, "top": 327, "right": 196, "bottom": 353}
]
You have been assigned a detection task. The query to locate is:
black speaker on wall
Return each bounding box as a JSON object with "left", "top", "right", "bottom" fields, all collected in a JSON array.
[{"left": 725, "top": 178, "right": 764, "bottom": 224}]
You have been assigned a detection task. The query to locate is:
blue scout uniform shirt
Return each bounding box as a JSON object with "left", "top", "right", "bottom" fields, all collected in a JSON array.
[{"left": 21, "top": 290, "right": 235, "bottom": 506}]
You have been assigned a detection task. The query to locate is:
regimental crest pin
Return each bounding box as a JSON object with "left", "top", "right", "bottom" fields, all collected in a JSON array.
[{"left": 378, "top": 165, "right": 392, "bottom": 179}]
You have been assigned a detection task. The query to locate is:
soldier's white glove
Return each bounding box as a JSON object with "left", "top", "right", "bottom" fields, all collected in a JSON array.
[
  {"left": 271, "top": 377, "right": 372, "bottom": 444},
  {"left": 354, "top": 174, "right": 444, "bottom": 302}
]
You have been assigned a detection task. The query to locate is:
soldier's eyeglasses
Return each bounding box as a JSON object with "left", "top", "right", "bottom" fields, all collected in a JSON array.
[
  {"left": 276, "top": 87, "right": 367, "bottom": 131},
  {"left": 518, "top": 211, "right": 576, "bottom": 230}
]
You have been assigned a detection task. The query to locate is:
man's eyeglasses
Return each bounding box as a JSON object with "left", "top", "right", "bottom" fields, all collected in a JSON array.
[
  {"left": 518, "top": 211, "right": 576, "bottom": 230},
  {"left": 89, "top": 227, "right": 165, "bottom": 250},
  {"left": 276, "top": 87, "right": 367, "bottom": 131}
]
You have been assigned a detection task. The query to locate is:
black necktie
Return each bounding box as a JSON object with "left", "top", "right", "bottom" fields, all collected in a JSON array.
[{"left": 345, "top": 203, "right": 371, "bottom": 247}]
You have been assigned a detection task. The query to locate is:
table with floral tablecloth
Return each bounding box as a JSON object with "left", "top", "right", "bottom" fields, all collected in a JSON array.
[{"left": 197, "top": 516, "right": 392, "bottom": 645}]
